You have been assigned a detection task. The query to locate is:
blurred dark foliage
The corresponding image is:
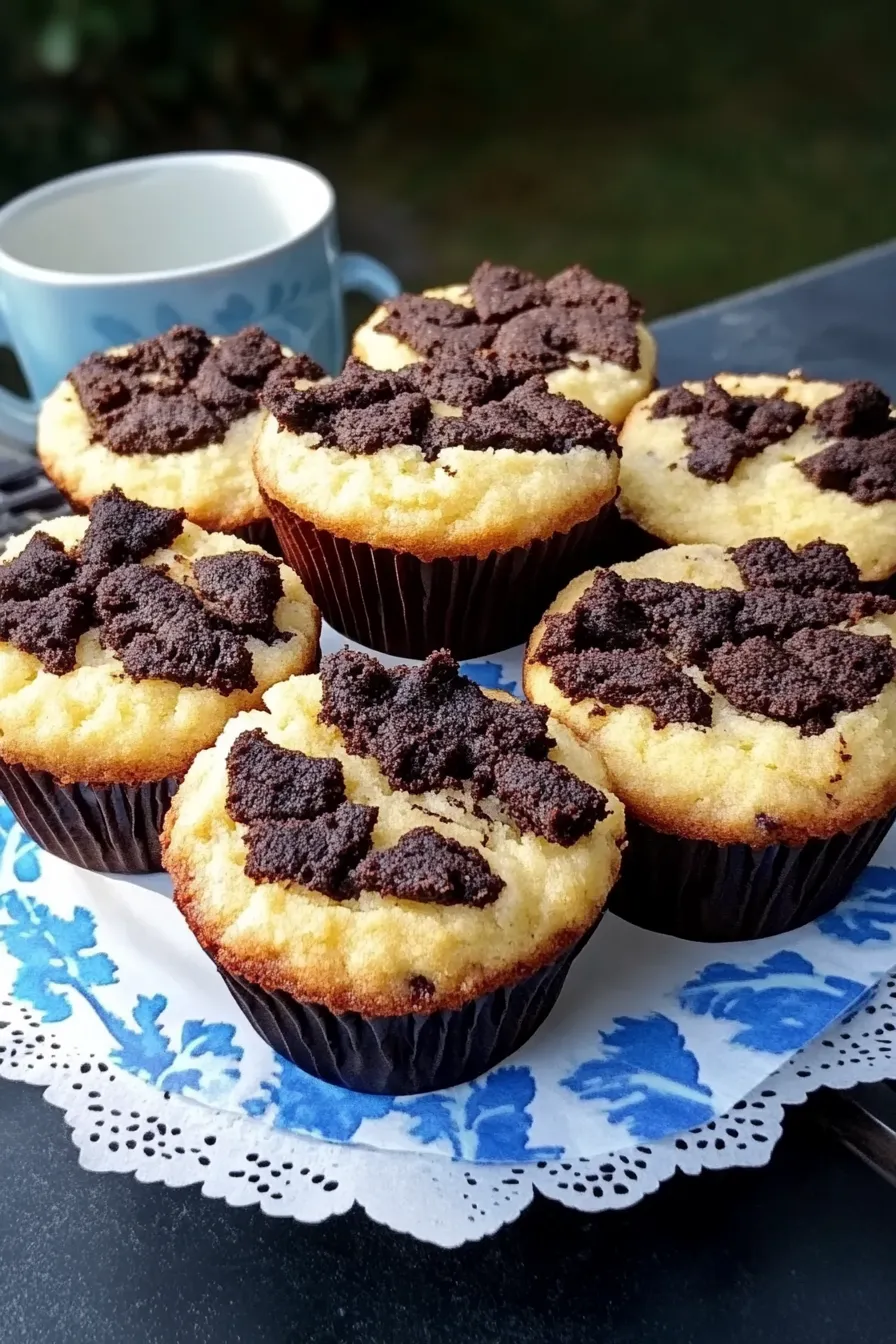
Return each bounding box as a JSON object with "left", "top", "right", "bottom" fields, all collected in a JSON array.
[
  {"left": 0, "top": 0, "right": 429, "bottom": 197},
  {"left": 1, "top": 0, "right": 895, "bottom": 309}
]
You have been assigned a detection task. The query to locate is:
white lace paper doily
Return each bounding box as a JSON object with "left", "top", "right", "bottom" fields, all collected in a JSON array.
[
  {"left": 2, "top": 973, "right": 895, "bottom": 1247},
  {"left": 4, "top": 627, "right": 896, "bottom": 1243}
]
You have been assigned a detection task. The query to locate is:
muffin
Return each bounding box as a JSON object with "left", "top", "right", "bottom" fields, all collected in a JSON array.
[
  {"left": 352, "top": 261, "right": 656, "bottom": 426},
  {"left": 163, "top": 648, "right": 624, "bottom": 1094},
  {"left": 618, "top": 374, "right": 896, "bottom": 582},
  {"left": 38, "top": 323, "right": 326, "bottom": 549},
  {"left": 523, "top": 538, "right": 896, "bottom": 940},
  {"left": 254, "top": 354, "right": 621, "bottom": 658},
  {"left": 0, "top": 488, "right": 320, "bottom": 873}
]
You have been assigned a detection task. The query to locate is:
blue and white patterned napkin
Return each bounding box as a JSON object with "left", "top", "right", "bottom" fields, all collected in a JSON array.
[{"left": 2, "top": 632, "right": 895, "bottom": 1165}]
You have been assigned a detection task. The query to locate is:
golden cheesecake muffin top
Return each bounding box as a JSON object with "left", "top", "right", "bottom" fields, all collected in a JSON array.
[
  {"left": 38, "top": 324, "right": 326, "bottom": 533},
  {"left": 619, "top": 374, "right": 896, "bottom": 581},
  {"left": 0, "top": 489, "right": 319, "bottom": 784},
  {"left": 164, "top": 649, "right": 625, "bottom": 1015},
  {"left": 352, "top": 261, "right": 657, "bottom": 426},
  {"left": 254, "top": 355, "right": 620, "bottom": 560},
  {"left": 524, "top": 540, "right": 896, "bottom": 847}
]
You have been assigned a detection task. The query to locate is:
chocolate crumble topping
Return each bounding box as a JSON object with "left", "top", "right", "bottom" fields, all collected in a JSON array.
[
  {"left": 651, "top": 376, "right": 896, "bottom": 503},
  {"left": 730, "top": 537, "right": 862, "bottom": 594},
  {"left": 95, "top": 564, "right": 256, "bottom": 695},
  {"left": 811, "top": 381, "right": 892, "bottom": 440},
  {"left": 193, "top": 552, "right": 283, "bottom": 641},
  {"left": 78, "top": 487, "right": 185, "bottom": 571},
  {"left": 708, "top": 628, "right": 896, "bottom": 736},
  {"left": 797, "top": 430, "right": 896, "bottom": 504},
  {"left": 0, "top": 584, "right": 93, "bottom": 676},
  {"left": 319, "top": 648, "right": 551, "bottom": 795},
  {"left": 227, "top": 651, "right": 607, "bottom": 902},
  {"left": 649, "top": 379, "right": 808, "bottom": 482},
  {"left": 0, "top": 489, "right": 285, "bottom": 685},
  {"left": 226, "top": 729, "right": 346, "bottom": 823},
  {"left": 493, "top": 755, "right": 608, "bottom": 846},
  {"left": 535, "top": 538, "right": 896, "bottom": 732},
  {"left": 0, "top": 533, "right": 78, "bottom": 602},
  {"left": 546, "top": 646, "right": 713, "bottom": 727},
  {"left": 319, "top": 647, "right": 609, "bottom": 847},
  {"left": 244, "top": 805, "right": 378, "bottom": 895},
  {"left": 69, "top": 324, "right": 323, "bottom": 456},
  {"left": 375, "top": 261, "right": 643, "bottom": 373},
  {"left": 261, "top": 357, "right": 618, "bottom": 461},
  {"left": 352, "top": 827, "right": 504, "bottom": 907}
]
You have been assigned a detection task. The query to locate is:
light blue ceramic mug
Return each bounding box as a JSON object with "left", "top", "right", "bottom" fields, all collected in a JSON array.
[{"left": 0, "top": 151, "right": 400, "bottom": 444}]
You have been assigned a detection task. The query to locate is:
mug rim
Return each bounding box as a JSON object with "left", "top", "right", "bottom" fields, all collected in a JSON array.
[{"left": 0, "top": 151, "right": 336, "bottom": 288}]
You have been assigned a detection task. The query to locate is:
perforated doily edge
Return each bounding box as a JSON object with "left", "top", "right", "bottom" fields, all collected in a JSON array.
[{"left": 4, "top": 974, "right": 896, "bottom": 1245}]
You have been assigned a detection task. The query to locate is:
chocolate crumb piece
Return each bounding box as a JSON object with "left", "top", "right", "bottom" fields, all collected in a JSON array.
[
  {"left": 211, "top": 326, "right": 284, "bottom": 388},
  {"left": 708, "top": 627, "right": 896, "bottom": 735},
  {"left": 735, "top": 588, "right": 891, "bottom": 642},
  {"left": 226, "top": 730, "right": 345, "bottom": 823},
  {"left": 79, "top": 487, "right": 185, "bottom": 571},
  {"left": 69, "top": 357, "right": 137, "bottom": 418},
  {"left": 404, "top": 352, "right": 524, "bottom": 409},
  {"left": 103, "top": 390, "right": 223, "bottom": 456},
  {"left": 755, "top": 814, "right": 782, "bottom": 834},
  {"left": 333, "top": 392, "right": 431, "bottom": 455},
  {"left": 744, "top": 397, "right": 806, "bottom": 450},
  {"left": 95, "top": 564, "right": 255, "bottom": 694},
  {"left": 377, "top": 294, "right": 494, "bottom": 360},
  {"left": 684, "top": 417, "right": 756, "bottom": 483},
  {"left": 0, "top": 533, "right": 78, "bottom": 601},
  {"left": 535, "top": 536, "right": 896, "bottom": 731},
  {"left": 548, "top": 646, "right": 713, "bottom": 727},
  {"left": 627, "top": 578, "right": 742, "bottom": 665},
  {"left": 244, "top": 804, "right": 377, "bottom": 896},
  {"left": 546, "top": 265, "right": 643, "bottom": 320},
  {"left": 811, "top": 381, "right": 892, "bottom": 440},
  {"left": 191, "top": 361, "right": 257, "bottom": 419},
  {"left": 493, "top": 755, "right": 608, "bottom": 846},
  {"left": 731, "top": 537, "right": 862, "bottom": 593},
  {"left": 193, "top": 552, "right": 283, "bottom": 640},
  {"left": 320, "top": 648, "right": 551, "bottom": 797},
  {"left": 153, "top": 324, "right": 213, "bottom": 381},
  {"left": 797, "top": 430, "right": 896, "bottom": 504},
  {"left": 650, "top": 379, "right": 807, "bottom": 480},
  {"left": 0, "top": 584, "right": 92, "bottom": 675},
  {"left": 262, "top": 357, "right": 617, "bottom": 460},
  {"left": 650, "top": 385, "right": 704, "bottom": 420},
  {"left": 408, "top": 974, "right": 436, "bottom": 1003},
  {"left": 469, "top": 261, "right": 548, "bottom": 321},
  {"left": 376, "top": 262, "right": 642, "bottom": 372},
  {"left": 352, "top": 827, "right": 504, "bottom": 907},
  {"left": 69, "top": 323, "right": 302, "bottom": 456},
  {"left": 0, "top": 489, "right": 289, "bottom": 682}
]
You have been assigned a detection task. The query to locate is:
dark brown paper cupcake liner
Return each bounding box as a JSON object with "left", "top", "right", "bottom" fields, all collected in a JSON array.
[
  {"left": 594, "top": 507, "right": 666, "bottom": 567},
  {"left": 263, "top": 490, "right": 614, "bottom": 659},
  {"left": 0, "top": 759, "right": 179, "bottom": 873},
  {"left": 217, "top": 920, "right": 600, "bottom": 1095},
  {"left": 233, "top": 518, "right": 281, "bottom": 554},
  {"left": 609, "top": 809, "right": 896, "bottom": 942}
]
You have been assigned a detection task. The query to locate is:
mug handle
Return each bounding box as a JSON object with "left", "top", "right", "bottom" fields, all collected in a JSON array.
[
  {"left": 0, "top": 295, "right": 38, "bottom": 446},
  {"left": 339, "top": 253, "right": 401, "bottom": 306}
]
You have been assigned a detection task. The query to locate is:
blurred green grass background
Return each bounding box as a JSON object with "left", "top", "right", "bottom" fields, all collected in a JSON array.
[{"left": 2, "top": 0, "right": 894, "bottom": 314}]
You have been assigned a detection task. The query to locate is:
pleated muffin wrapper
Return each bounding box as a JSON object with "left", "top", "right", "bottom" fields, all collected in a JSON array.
[
  {"left": 609, "top": 809, "right": 896, "bottom": 942},
  {"left": 233, "top": 518, "right": 281, "bottom": 555},
  {"left": 0, "top": 758, "right": 180, "bottom": 874},
  {"left": 216, "top": 919, "right": 601, "bottom": 1096},
  {"left": 262, "top": 489, "right": 615, "bottom": 660}
]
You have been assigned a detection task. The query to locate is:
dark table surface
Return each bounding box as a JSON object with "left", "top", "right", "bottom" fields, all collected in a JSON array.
[{"left": 3, "top": 241, "right": 896, "bottom": 1344}]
